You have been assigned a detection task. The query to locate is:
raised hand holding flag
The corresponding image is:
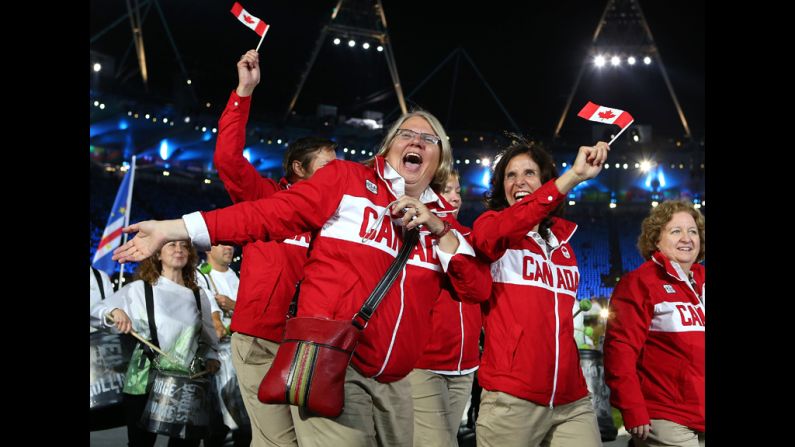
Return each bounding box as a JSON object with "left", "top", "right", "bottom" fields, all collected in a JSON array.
[
  {"left": 577, "top": 101, "right": 634, "bottom": 145},
  {"left": 230, "top": 2, "right": 270, "bottom": 51}
]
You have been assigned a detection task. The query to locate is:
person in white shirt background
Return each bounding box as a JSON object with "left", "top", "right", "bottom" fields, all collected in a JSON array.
[
  {"left": 198, "top": 243, "right": 249, "bottom": 447},
  {"left": 91, "top": 240, "right": 220, "bottom": 447}
]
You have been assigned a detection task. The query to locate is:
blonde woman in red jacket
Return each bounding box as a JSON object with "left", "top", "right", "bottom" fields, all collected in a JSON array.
[
  {"left": 470, "top": 137, "right": 609, "bottom": 447},
  {"left": 604, "top": 200, "right": 705, "bottom": 447},
  {"left": 112, "top": 110, "right": 492, "bottom": 447},
  {"left": 409, "top": 171, "right": 487, "bottom": 447}
]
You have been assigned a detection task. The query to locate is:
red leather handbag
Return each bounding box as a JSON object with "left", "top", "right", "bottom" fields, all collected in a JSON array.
[{"left": 258, "top": 229, "right": 420, "bottom": 417}]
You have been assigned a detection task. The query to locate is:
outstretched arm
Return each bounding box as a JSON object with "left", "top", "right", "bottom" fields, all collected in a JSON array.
[{"left": 113, "top": 160, "right": 350, "bottom": 264}]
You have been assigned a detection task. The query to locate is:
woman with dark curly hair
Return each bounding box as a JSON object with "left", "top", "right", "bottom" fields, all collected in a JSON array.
[
  {"left": 604, "top": 200, "right": 705, "bottom": 447},
  {"left": 470, "top": 136, "right": 609, "bottom": 447},
  {"left": 90, "top": 240, "right": 220, "bottom": 447}
]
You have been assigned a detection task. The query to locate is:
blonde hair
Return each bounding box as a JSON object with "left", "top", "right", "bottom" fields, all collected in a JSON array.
[{"left": 365, "top": 110, "right": 453, "bottom": 191}]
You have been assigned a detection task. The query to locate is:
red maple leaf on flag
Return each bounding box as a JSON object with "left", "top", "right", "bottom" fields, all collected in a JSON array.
[
  {"left": 598, "top": 110, "right": 615, "bottom": 119},
  {"left": 243, "top": 14, "right": 255, "bottom": 24}
]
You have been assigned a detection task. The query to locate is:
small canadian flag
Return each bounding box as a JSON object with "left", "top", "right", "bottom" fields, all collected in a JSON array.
[
  {"left": 577, "top": 101, "right": 634, "bottom": 129},
  {"left": 231, "top": 2, "right": 269, "bottom": 36}
]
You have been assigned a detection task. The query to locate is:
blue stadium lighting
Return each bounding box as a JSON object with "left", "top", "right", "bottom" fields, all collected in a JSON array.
[
  {"left": 243, "top": 148, "right": 252, "bottom": 162},
  {"left": 202, "top": 131, "right": 212, "bottom": 142},
  {"left": 159, "top": 139, "right": 170, "bottom": 160},
  {"left": 90, "top": 123, "right": 117, "bottom": 138},
  {"left": 481, "top": 168, "right": 491, "bottom": 188},
  {"left": 256, "top": 158, "right": 282, "bottom": 171},
  {"left": 657, "top": 169, "right": 666, "bottom": 188},
  {"left": 118, "top": 119, "right": 129, "bottom": 130}
]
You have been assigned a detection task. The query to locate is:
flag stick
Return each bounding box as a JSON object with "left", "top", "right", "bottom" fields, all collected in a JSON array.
[
  {"left": 255, "top": 26, "right": 270, "bottom": 52},
  {"left": 105, "top": 314, "right": 175, "bottom": 361},
  {"left": 118, "top": 155, "right": 137, "bottom": 290},
  {"left": 607, "top": 120, "right": 634, "bottom": 146}
]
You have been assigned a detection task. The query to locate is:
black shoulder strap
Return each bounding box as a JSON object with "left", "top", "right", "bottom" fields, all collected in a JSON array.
[
  {"left": 353, "top": 228, "right": 420, "bottom": 329},
  {"left": 193, "top": 287, "right": 212, "bottom": 369},
  {"left": 91, "top": 267, "right": 106, "bottom": 300},
  {"left": 143, "top": 282, "right": 160, "bottom": 349},
  {"left": 193, "top": 288, "right": 202, "bottom": 319},
  {"left": 197, "top": 268, "right": 211, "bottom": 289}
]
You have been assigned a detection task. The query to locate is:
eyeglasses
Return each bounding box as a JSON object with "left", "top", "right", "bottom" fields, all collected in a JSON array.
[{"left": 395, "top": 128, "right": 441, "bottom": 146}]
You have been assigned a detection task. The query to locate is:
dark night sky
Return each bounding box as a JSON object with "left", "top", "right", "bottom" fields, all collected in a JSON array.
[{"left": 90, "top": 0, "right": 704, "bottom": 140}]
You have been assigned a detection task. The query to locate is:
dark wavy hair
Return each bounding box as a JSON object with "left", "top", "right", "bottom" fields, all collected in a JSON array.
[
  {"left": 133, "top": 241, "right": 200, "bottom": 290},
  {"left": 637, "top": 199, "right": 705, "bottom": 262},
  {"left": 484, "top": 134, "right": 563, "bottom": 239}
]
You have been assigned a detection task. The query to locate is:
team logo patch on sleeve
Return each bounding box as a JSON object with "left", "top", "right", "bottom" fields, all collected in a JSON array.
[
  {"left": 560, "top": 246, "right": 571, "bottom": 259},
  {"left": 663, "top": 284, "right": 676, "bottom": 294},
  {"left": 365, "top": 179, "right": 378, "bottom": 194}
]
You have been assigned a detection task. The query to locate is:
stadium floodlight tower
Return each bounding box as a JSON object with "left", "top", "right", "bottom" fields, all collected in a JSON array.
[
  {"left": 553, "top": 0, "right": 692, "bottom": 140},
  {"left": 284, "top": 0, "right": 407, "bottom": 122}
]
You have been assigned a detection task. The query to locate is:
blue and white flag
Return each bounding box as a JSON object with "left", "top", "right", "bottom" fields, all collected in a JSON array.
[{"left": 92, "top": 156, "right": 136, "bottom": 275}]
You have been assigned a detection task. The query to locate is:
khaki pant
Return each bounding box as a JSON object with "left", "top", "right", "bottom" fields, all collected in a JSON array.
[
  {"left": 476, "top": 390, "right": 601, "bottom": 447},
  {"left": 634, "top": 419, "right": 705, "bottom": 447},
  {"left": 291, "top": 366, "right": 414, "bottom": 447},
  {"left": 231, "top": 332, "right": 298, "bottom": 447},
  {"left": 408, "top": 368, "right": 474, "bottom": 447}
]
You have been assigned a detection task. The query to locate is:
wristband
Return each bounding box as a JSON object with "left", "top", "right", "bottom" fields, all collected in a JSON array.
[{"left": 430, "top": 220, "right": 452, "bottom": 240}]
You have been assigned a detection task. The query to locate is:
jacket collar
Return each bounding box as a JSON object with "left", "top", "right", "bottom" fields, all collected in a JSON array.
[
  {"left": 651, "top": 251, "right": 705, "bottom": 298},
  {"left": 527, "top": 217, "right": 578, "bottom": 246},
  {"left": 374, "top": 155, "right": 451, "bottom": 211},
  {"left": 651, "top": 251, "right": 690, "bottom": 283},
  {"left": 279, "top": 177, "right": 291, "bottom": 190}
]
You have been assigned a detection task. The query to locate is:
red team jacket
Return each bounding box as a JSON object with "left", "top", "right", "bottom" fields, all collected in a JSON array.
[
  {"left": 200, "top": 156, "right": 492, "bottom": 382},
  {"left": 414, "top": 226, "right": 484, "bottom": 374},
  {"left": 604, "top": 251, "right": 705, "bottom": 432},
  {"left": 471, "top": 180, "right": 589, "bottom": 407},
  {"left": 215, "top": 91, "right": 311, "bottom": 343}
]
